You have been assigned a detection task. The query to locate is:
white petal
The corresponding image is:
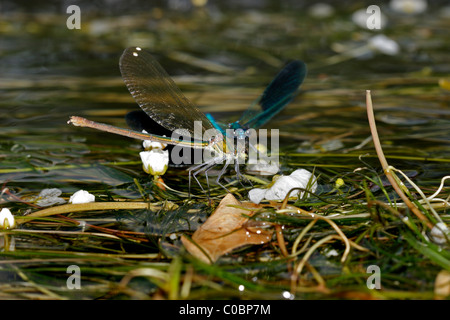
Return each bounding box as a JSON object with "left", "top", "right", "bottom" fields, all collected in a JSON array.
[
  {"left": 290, "top": 169, "right": 318, "bottom": 193},
  {"left": 143, "top": 140, "right": 165, "bottom": 150},
  {"left": 264, "top": 176, "right": 302, "bottom": 200},
  {"left": 142, "top": 130, "right": 166, "bottom": 150},
  {"left": 140, "top": 149, "right": 169, "bottom": 175},
  {"left": 248, "top": 188, "right": 267, "bottom": 204},
  {"left": 251, "top": 169, "right": 317, "bottom": 203},
  {"left": 69, "top": 190, "right": 95, "bottom": 204}
]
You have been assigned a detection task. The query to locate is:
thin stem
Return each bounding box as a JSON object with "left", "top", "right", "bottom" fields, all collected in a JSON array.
[
  {"left": 15, "top": 202, "right": 154, "bottom": 225},
  {"left": 365, "top": 90, "right": 433, "bottom": 229},
  {"left": 275, "top": 225, "right": 289, "bottom": 257}
]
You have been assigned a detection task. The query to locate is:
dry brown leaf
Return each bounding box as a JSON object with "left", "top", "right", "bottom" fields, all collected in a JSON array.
[
  {"left": 181, "top": 193, "right": 273, "bottom": 263},
  {"left": 434, "top": 270, "right": 450, "bottom": 299}
]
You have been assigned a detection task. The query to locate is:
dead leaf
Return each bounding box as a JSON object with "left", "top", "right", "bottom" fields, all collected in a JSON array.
[
  {"left": 434, "top": 270, "right": 450, "bottom": 299},
  {"left": 181, "top": 193, "right": 273, "bottom": 263}
]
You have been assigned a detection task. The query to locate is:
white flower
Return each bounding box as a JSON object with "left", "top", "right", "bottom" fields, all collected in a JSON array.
[
  {"left": 430, "top": 222, "right": 449, "bottom": 244},
  {"left": 0, "top": 208, "right": 15, "bottom": 229},
  {"left": 69, "top": 190, "right": 95, "bottom": 204},
  {"left": 368, "top": 34, "right": 400, "bottom": 56},
  {"left": 140, "top": 149, "right": 169, "bottom": 176},
  {"left": 390, "top": 0, "right": 427, "bottom": 14},
  {"left": 249, "top": 169, "right": 317, "bottom": 204},
  {"left": 142, "top": 130, "right": 166, "bottom": 150}
]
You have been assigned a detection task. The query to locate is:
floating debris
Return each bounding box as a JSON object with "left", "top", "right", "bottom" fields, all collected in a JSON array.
[{"left": 181, "top": 194, "right": 272, "bottom": 263}]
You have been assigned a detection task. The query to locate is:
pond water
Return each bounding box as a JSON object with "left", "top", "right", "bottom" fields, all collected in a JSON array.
[{"left": 1, "top": 2, "right": 448, "bottom": 193}]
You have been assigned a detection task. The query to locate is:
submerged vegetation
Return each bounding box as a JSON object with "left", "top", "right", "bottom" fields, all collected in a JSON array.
[{"left": 0, "top": 1, "right": 449, "bottom": 300}]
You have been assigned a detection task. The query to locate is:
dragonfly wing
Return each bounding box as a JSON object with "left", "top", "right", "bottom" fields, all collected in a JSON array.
[
  {"left": 238, "top": 60, "right": 307, "bottom": 129},
  {"left": 119, "top": 47, "right": 215, "bottom": 140}
]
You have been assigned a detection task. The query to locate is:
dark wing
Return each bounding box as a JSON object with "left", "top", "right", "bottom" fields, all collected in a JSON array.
[
  {"left": 119, "top": 47, "right": 215, "bottom": 139},
  {"left": 237, "top": 60, "right": 307, "bottom": 129}
]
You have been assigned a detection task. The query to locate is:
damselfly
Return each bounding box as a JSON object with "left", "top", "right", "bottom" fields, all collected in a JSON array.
[{"left": 69, "top": 47, "right": 307, "bottom": 194}]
